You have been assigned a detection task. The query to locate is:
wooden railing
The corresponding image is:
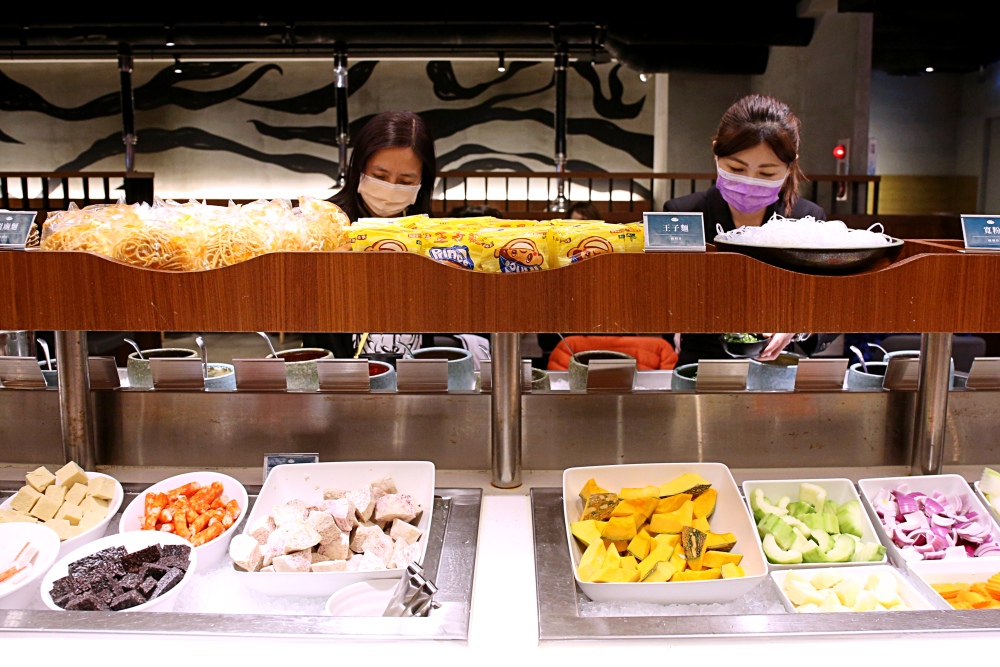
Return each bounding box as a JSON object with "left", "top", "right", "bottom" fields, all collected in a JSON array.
[
  {"left": 433, "top": 171, "right": 882, "bottom": 217},
  {"left": 0, "top": 172, "right": 154, "bottom": 213}
]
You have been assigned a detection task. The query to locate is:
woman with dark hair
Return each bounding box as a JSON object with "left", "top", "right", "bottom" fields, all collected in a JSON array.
[
  {"left": 665, "top": 94, "right": 831, "bottom": 366},
  {"left": 331, "top": 110, "right": 437, "bottom": 221}
]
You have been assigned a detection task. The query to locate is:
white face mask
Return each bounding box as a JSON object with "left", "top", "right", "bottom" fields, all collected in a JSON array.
[{"left": 358, "top": 173, "right": 421, "bottom": 218}]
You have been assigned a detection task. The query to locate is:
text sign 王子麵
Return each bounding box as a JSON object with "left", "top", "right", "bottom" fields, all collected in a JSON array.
[
  {"left": 960, "top": 214, "right": 1000, "bottom": 251},
  {"left": 642, "top": 212, "right": 706, "bottom": 252},
  {"left": 0, "top": 211, "right": 37, "bottom": 249}
]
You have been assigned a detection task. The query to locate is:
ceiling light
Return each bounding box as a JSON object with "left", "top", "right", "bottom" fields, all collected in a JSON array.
[
  {"left": 925, "top": 66, "right": 934, "bottom": 73},
  {"left": 497, "top": 52, "right": 506, "bottom": 73},
  {"left": 164, "top": 25, "right": 175, "bottom": 47},
  {"left": 173, "top": 56, "right": 182, "bottom": 75},
  {"left": 639, "top": 72, "right": 648, "bottom": 82}
]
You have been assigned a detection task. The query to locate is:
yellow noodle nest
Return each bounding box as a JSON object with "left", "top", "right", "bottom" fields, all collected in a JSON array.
[{"left": 39, "top": 197, "right": 351, "bottom": 271}]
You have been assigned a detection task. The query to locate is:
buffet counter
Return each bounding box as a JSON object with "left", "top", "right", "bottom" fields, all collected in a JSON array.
[{"left": 4, "top": 469, "right": 999, "bottom": 664}]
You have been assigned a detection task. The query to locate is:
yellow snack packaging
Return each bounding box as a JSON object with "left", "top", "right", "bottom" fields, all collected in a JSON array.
[
  {"left": 421, "top": 226, "right": 477, "bottom": 269},
  {"left": 350, "top": 224, "right": 426, "bottom": 253},
  {"left": 546, "top": 222, "right": 631, "bottom": 268},
  {"left": 471, "top": 226, "right": 551, "bottom": 273}
]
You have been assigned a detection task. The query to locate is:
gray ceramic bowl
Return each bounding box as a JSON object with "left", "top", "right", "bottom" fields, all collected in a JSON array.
[
  {"left": 882, "top": 350, "right": 956, "bottom": 388},
  {"left": 204, "top": 362, "right": 236, "bottom": 390},
  {"left": 368, "top": 360, "right": 397, "bottom": 391},
  {"left": 670, "top": 363, "right": 698, "bottom": 391},
  {"left": 126, "top": 348, "right": 199, "bottom": 389},
  {"left": 531, "top": 367, "right": 551, "bottom": 392},
  {"left": 266, "top": 348, "right": 334, "bottom": 392},
  {"left": 746, "top": 352, "right": 802, "bottom": 392},
  {"left": 37, "top": 359, "right": 57, "bottom": 388},
  {"left": 847, "top": 361, "right": 888, "bottom": 391},
  {"left": 410, "top": 347, "right": 475, "bottom": 391},
  {"left": 568, "top": 350, "right": 635, "bottom": 391}
]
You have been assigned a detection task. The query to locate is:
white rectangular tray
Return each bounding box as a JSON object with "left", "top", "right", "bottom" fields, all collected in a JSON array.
[
  {"left": 770, "top": 564, "right": 935, "bottom": 613},
  {"left": 973, "top": 480, "right": 1000, "bottom": 526},
  {"left": 857, "top": 474, "right": 1000, "bottom": 569},
  {"left": 907, "top": 557, "right": 1000, "bottom": 610},
  {"left": 741, "top": 477, "right": 887, "bottom": 569},
  {"left": 563, "top": 462, "right": 767, "bottom": 605}
]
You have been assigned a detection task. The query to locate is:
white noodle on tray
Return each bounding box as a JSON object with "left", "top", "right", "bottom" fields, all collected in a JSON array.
[{"left": 715, "top": 214, "right": 892, "bottom": 249}]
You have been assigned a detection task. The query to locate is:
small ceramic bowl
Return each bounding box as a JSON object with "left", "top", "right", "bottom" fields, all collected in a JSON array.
[
  {"left": 323, "top": 579, "right": 398, "bottom": 616},
  {"left": 204, "top": 362, "right": 236, "bottom": 391},
  {"left": 846, "top": 361, "right": 888, "bottom": 391},
  {"left": 127, "top": 348, "right": 199, "bottom": 389},
  {"left": 531, "top": 367, "right": 551, "bottom": 391},
  {"left": 266, "top": 348, "right": 334, "bottom": 391},
  {"left": 0, "top": 523, "right": 61, "bottom": 610},
  {"left": 411, "top": 347, "right": 475, "bottom": 391},
  {"left": 670, "top": 362, "right": 698, "bottom": 391},
  {"left": 368, "top": 360, "right": 397, "bottom": 391},
  {"left": 37, "top": 359, "right": 57, "bottom": 388},
  {"left": 568, "top": 350, "right": 634, "bottom": 391},
  {"left": 719, "top": 334, "right": 771, "bottom": 359}
]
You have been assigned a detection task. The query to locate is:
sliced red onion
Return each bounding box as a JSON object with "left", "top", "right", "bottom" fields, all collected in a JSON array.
[
  {"left": 931, "top": 515, "right": 954, "bottom": 527},
  {"left": 974, "top": 543, "right": 1000, "bottom": 557},
  {"left": 944, "top": 545, "right": 969, "bottom": 559},
  {"left": 896, "top": 494, "right": 919, "bottom": 515},
  {"left": 923, "top": 497, "right": 945, "bottom": 515}
]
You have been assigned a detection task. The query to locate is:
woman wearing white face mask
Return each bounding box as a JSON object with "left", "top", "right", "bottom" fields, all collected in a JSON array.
[
  {"left": 330, "top": 110, "right": 436, "bottom": 222},
  {"left": 664, "top": 94, "right": 832, "bottom": 366},
  {"left": 302, "top": 111, "right": 439, "bottom": 359}
]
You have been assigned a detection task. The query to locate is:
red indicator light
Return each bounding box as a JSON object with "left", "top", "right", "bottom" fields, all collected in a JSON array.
[{"left": 833, "top": 144, "right": 847, "bottom": 160}]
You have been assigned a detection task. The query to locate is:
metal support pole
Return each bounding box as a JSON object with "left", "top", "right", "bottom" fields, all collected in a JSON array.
[
  {"left": 910, "top": 333, "right": 953, "bottom": 476},
  {"left": 118, "top": 44, "right": 137, "bottom": 173},
  {"left": 55, "top": 331, "right": 96, "bottom": 469},
  {"left": 550, "top": 43, "right": 568, "bottom": 213},
  {"left": 491, "top": 333, "right": 522, "bottom": 488},
  {"left": 334, "top": 45, "right": 350, "bottom": 189}
]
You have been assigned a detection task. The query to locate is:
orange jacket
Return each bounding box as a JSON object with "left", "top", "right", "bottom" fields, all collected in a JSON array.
[{"left": 547, "top": 335, "right": 678, "bottom": 371}]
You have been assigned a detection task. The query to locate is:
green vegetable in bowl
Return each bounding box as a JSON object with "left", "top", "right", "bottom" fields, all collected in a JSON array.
[{"left": 723, "top": 333, "right": 765, "bottom": 343}]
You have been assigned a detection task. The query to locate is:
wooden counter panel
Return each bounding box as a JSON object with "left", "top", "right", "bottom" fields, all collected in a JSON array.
[{"left": 1, "top": 243, "right": 997, "bottom": 333}]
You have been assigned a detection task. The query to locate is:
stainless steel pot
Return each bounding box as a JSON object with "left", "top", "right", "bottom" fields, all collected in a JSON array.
[{"left": 0, "top": 330, "right": 35, "bottom": 356}]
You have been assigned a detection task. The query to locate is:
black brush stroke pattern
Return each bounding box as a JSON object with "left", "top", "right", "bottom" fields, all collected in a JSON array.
[
  {"left": 437, "top": 144, "right": 553, "bottom": 168},
  {"left": 56, "top": 127, "right": 340, "bottom": 183},
  {"left": 239, "top": 61, "right": 378, "bottom": 115},
  {"left": 250, "top": 121, "right": 339, "bottom": 146},
  {"left": 426, "top": 61, "right": 540, "bottom": 100},
  {"left": 441, "top": 158, "right": 651, "bottom": 201},
  {"left": 570, "top": 62, "right": 645, "bottom": 120},
  {"left": 0, "top": 62, "right": 280, "bottom": 120},
  {"left": 0, "top": 126, "right": 21, "bottom": 143}
]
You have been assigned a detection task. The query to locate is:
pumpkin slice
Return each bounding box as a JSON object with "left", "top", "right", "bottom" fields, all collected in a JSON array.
[
  {"left": 601, "top": 516, "right": 637, "bottom": 543},
  {"left": 659, "top": 473, "right": 712, "bottom": 499},
  {"left": 619, "top": 485, "right": 660, "bottom": 500},
  {"left": 720, "top": 563, "right": 745, "bottom": 579},
  {"left": 655, "top": 493, "right": 692, "bottom": 514},
  {"left": 578, "top": 477, "right": 608, "bottom": 502},
  {"left": 620, "top": 555, "right": 638, "bottom": 572},
  {"left": 702, "top": 551, "right": 743, "bottom": 569},
  {"left": 691, "top": 516, "right": 711, "bottom": 533},
  {"left": 648, "top": 500, "right": 694, "bottom": 534},
  {"left": 681, "top": 526, "right": 709, "bottom": 571},
  {"left": 642, "top": 561, "right": 678, "bottom": 583},
  {"left": 671, "top": 568, "right": 722, "bottom": 581},
  {"left": 652, "top": 533, "right": 681, "bottom": 549},
  {"left": 581, "top": 492, "right": 618, "bottom": 522},
  {"left": 595, "top": 567, "right": 640, "bottom": 583},
  {"left": 570, "top": 519, "right": 607, "bottom": 547},
  {"left": 705, "top": 532, "right": 737, "bottom": 552},
  {"left": 692, "top": 488, "right": 718, "bottom": 519},
  {"left": 577, "top": 539, "right": 607, "bottom": 581},
  {"left": 626, "top": 533, "right": 652, "bottom": 561},
  {"left": 636, "top": 542, "right": 674, "bottom": 580},
  {"left": 669, "top": 548, "right": 687, "bottom": 573},
  {"left": 602, "top": 542, "right": 622, "bottom": 569}
]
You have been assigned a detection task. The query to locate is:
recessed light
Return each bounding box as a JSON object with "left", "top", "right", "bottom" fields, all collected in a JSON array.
[{"left": 925, "top": 66, "right": 934, "bottom": 73}]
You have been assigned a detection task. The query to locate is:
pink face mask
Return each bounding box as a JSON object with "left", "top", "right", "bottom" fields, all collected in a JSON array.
[{"left": 715, "top": 160, "right": 787, "bottom": 214}]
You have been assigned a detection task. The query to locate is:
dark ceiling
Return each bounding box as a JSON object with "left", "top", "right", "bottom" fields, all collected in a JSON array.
[{"left": 0, "top": 6, "right": 995, "bottom": 77}]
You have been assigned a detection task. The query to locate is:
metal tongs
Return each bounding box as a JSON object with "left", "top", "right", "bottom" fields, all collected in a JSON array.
[{"left": 382, "top": 562, "right": 439, "bottom": 617}]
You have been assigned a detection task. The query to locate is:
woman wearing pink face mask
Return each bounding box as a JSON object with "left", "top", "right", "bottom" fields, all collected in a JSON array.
[
  {"left": 665, "top": 94, "right": 831, "bottom": 366},
  {"left": 330, "top": 110, "right": 436, "bottom": 222}
]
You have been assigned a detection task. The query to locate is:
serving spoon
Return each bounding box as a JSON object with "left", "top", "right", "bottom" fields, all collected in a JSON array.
[
  {"left": 37, "top": 338, "right": 53, "bottom": 370},
  {"left": 195, "top": 336, "right": 207, "bottom": 377},
  {"left": 123, "top": 337, "right": 144, "bottom": 360},
  {"left": 849, "top": 345, "right": 869, "bottom": 374},
  {"left": 256, "top": 331, "right": 278, "bottom": 359}
]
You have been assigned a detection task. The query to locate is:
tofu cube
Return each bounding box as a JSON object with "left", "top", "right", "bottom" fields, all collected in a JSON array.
[
  {"left": 44, "top": 518, "right": 74, "bottom": 540},
  {"left": 229, "top": 534, "right": 263, "bottom": 572},
  {"left": 55, "top": 502, "right": 84, "bottom": 526},
  {"left": 317, "top": 533, "right": 351, "bottom": 560},
  {"left": 374, "top": 494, "right": 417, "bottom": 523},
  {"left": 29, "top": 494, "right": 61, "bottom": 521},
  {"left": 346, "top": 487, "right": 375, "bottom": 522},
  {"left": 310, "top": 560, "right": 348, "bottom": 573},
  {"left": 25, "top": 466, "right": 56, "bottom": 492},
  {"left": 78, "top": 509, "right": 106, "bottom": 531},
  {"left": 79, "top": 495, "right": 109, "bottom": 515},
  {"left": 87, "top": 476, "right": 117, "bottom": 501},
  {"left": 389, "top": 519, "right": 423, "bottom": 545},
  {"left": 64, "top": 483, "right": 89, "bottom": 506},
  {"left": 272, "top": 549, "right": 313, "bottom": 573},
  {"left": 45, "top": 484, "right": 67, "bottom": 504},
  {"left": 55, "top": 461, "right": 89, "bottom": 488},
  {"left": 9, "top": 486, "right": 42, "bottom": 513}
]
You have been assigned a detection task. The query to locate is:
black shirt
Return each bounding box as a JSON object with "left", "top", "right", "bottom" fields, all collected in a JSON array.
[{"left": 664, "top": 186, "right": 829, "bottom": 366}]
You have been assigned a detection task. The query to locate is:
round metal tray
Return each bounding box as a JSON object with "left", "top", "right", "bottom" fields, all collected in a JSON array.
[{"left": 712, "top": 236, "right": 905, "bottom": 275}]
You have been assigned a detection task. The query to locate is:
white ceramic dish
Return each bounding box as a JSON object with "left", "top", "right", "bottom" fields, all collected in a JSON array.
[
  {"left": 323, "top": 578, "right": 398, "bottom": 616},
  {"left": 40, "top": 529, "right": 197, "bottom": 612},
  {"left": 741, "top": 477, "right": 887, "bottom": 569},
  {"left": 907, "top": 557, "right": 1000, "bottom": 610},
  {"left": 563, "top": 462, "right": 767, "bottom": 604},
  {"left": 0, "top": 523, "right": 61, "bottom": 610},
  {"left": 770, "top": 564, "right": 935, "bottom": 613},
  {"left": 973, "top": 480, "right": 1000, "bottom": 526},
  {"left": 234, "top": 460, "right": 435, "bottom": 598},
  {"left": 857, "top": 474, "right": 1000, "bottom": 569},
  {"left": 118, "top": 471, "right": 249, "bottom": 570},
  {"left": 0, "top": 471, "right": 124, "bottom": 560}
]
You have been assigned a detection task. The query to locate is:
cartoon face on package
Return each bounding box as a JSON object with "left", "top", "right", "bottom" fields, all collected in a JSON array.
[
  {"left": 350, "top": 226, "right": 424, "bottom": 253},
  {"left": 548, "top": 224, "right": 628, "bottom": 268},
  {"left": 473, "top": 227, "right": 550, "bottom": 273}
]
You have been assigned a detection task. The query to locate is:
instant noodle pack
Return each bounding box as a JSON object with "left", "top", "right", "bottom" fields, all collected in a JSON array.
[
  {"left": 350, "top": 215, "right": 644, "bottom": 272},
  {"left": 40, "top": 197, "right": 350, "bottom": 271}
]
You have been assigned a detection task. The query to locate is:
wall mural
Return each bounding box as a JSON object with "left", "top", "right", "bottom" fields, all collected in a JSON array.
[{"left": 0, "top": 59, "right": 653, "bottom": 203}]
